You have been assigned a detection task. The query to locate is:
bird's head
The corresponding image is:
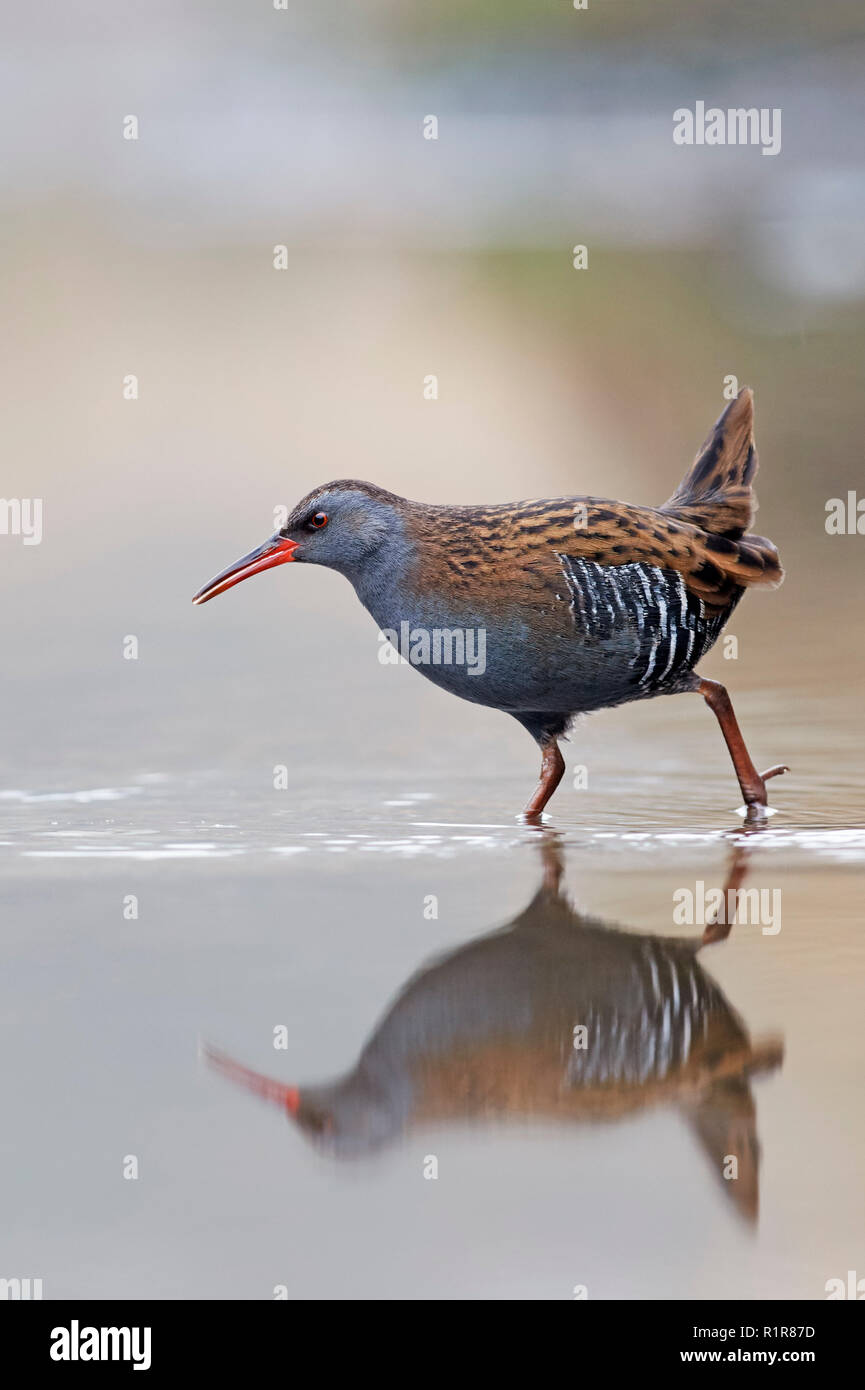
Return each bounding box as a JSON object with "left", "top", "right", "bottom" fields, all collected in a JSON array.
[
  {"left": 192, "top": 480, "right": 403, "bottom": 605},
  {"left": 290, "top": 1077, "right": 404, "bottom": 1158}
]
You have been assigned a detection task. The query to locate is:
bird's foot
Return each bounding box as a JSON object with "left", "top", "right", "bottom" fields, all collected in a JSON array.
[{"left": 742, "top": 764, "right": 790, "bottom": 820}]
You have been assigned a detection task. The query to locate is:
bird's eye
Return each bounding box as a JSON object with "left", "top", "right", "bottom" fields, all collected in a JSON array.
[{"left": 308, "top": 512, "right": 328, "bottom": 530}]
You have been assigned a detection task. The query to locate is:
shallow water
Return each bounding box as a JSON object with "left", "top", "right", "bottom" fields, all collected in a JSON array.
[
  {"left": 2, "top": 692, "right": 862, "bottom": 1300},
  {"left": 3, "top": 0, "right": 865, "bottom": 1307}
]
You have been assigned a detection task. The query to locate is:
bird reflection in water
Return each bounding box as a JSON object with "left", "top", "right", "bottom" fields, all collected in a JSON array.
[{"left": 204, "top": 835, "right": 783, "bottom": 1221}]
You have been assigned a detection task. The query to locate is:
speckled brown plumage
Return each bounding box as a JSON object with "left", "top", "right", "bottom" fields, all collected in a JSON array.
[{"left": 393, "top": 388, "right": 781, "bottom": 612}]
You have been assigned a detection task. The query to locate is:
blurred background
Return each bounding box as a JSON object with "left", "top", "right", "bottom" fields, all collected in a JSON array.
[
  {"left": 1, "top": 0, "right": 864, "bottom": 1301},
  {"left": 2, "top": 0, "right": 865, "bottom": 784}
]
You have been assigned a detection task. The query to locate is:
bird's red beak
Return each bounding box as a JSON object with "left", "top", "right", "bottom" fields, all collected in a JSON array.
[
  {"left": 192, "top": 534, "right": 298, "bottom": 606},
  {"left": 201, "top": 1043, "right": 301, "bottom": 1117}
]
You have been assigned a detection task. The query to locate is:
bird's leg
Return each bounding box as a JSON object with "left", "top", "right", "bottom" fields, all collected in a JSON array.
[
  {"left": 538, "top": 832, "right": 566, "bottom": 895},
  {"left": 702, "top": 838, "right": 754, "bottom": 945},
  {"left": 522, "top": 739, "right": 565, "bottom": 821},
  {"left": 518, "top": 829, "right": 567, "bottom": 896},
  {"left": 698, "top": 678, "right": 788, "bottom": 816}
]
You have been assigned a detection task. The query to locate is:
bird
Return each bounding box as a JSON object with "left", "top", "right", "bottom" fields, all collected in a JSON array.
[
  {"left": 203, "top": 836, "right": 783, "bottom": 1221},
  {"left": 193, "top": 387, "right": 787, "bottom": 819}
]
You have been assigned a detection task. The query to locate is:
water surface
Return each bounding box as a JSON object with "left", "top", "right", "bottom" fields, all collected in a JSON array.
[{"left": 1, "top": 694, "right": 862, "bottom": 1300}]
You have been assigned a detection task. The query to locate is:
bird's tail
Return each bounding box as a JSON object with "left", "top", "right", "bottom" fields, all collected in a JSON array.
[{"left": 660, "top": 388, "right": 783, "bottom": 589}]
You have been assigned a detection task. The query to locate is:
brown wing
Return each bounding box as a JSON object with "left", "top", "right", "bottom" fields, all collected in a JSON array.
[
  {"left": 562, "top": 501, "right": 781, "bottom": 612},
  {"left": 405, "top": 389, "right": 782, "bottom": 614}
]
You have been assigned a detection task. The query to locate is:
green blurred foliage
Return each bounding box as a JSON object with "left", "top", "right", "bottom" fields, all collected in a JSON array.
[{"left": 381, "top": 0, "right": 865, "bottom": 50}]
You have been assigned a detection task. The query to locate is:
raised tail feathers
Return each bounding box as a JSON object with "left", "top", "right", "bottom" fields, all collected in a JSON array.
[{"left": 661, "top": 389, "right": 783, "bottom": 595}]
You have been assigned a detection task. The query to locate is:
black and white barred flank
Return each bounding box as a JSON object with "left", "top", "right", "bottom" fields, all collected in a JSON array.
[
  {"left": 554, "top": 556, "right": 733, "bottom": 692},
  {"left": 563, "top": 935, "right": 729, "bottom": 1089}
]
